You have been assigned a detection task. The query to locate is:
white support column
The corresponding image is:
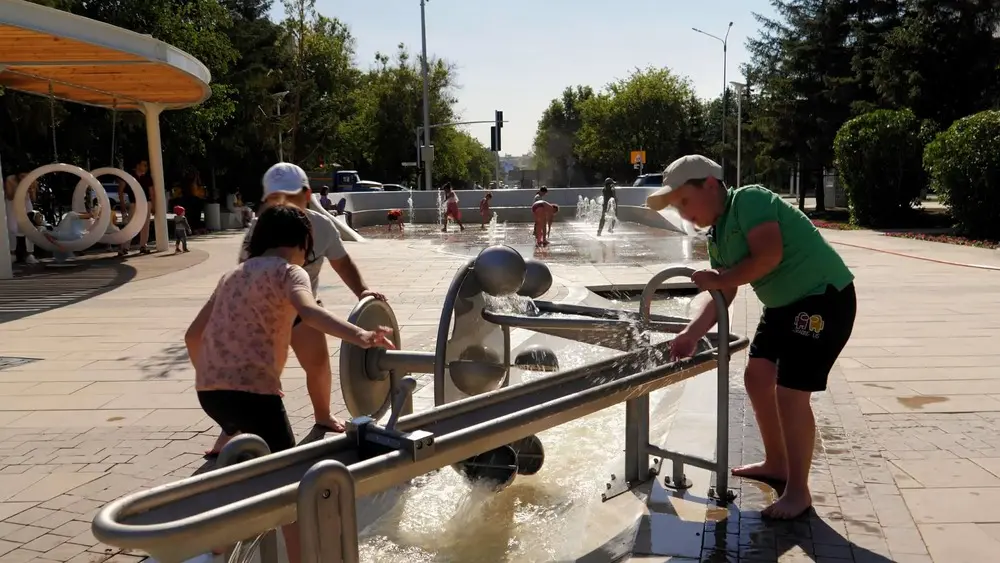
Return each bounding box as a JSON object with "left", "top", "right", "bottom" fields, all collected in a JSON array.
[
  {"left": 0, "top": 151, "right": 12, "bottom": 280},
  {"left": 0, "top": 65, "right": 11, "bottom": 280},
  {"left": 143, "top": 103, "right": 169, "bottom": 252}
]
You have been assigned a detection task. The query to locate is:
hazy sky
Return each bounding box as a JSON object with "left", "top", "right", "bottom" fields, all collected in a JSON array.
[{"left": 270, "top": 0, "right": 777, "bottom": 156}]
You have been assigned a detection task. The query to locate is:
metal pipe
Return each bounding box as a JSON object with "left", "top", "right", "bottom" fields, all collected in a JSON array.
[
  {"left": 216, "top": 436, "right": 277, "bottom": 563},
  {"left": 501, "top": 324, "right": 511, "bottom": 387},
  {"left": 639, "top": 264, "right": 733, "bottom": 499},
  {"left": 297, "top": 460, "right": 359, "bottom": 563},
  {"left": 644, "top": 445, "right": 716, "bottom": 472},
  {"left": 377, "top": 350, "right": 436, "bottom": 374},
  {"left": 411, "top": 338, "right": 673, "bottom": 429},
  {"left": 712, "top": 281, "right": 731, "bottom": 498},
  {"left": 92, "top": 341, "right": 746, "bottom": 562},
  {"left": 433, "top": 259, "right": 475, "bottom": 405}
]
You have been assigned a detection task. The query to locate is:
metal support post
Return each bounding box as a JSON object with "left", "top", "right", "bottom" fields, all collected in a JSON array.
[
  {"left": 142, "top": 103, "right": 169, "bottom": 253},
  {"left": 298, "top": 460, "right": 359, "bottom": 563},
  {"left": 711, "top": 286, "right": 733, "bottom": 502},
  {"left": 0, "top": 148, "right": 12, "bottom": 280},
  {"left": 216, "top": 435, "right": 279, "bottom": 563}
]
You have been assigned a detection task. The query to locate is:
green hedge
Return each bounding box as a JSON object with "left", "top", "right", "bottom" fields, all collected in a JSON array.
[
  {"left": 924, "top": 110, "right": 1000, "bottom": 240},
  {"left": 833, "top": 109, "right": 926, "bottom": 227}
]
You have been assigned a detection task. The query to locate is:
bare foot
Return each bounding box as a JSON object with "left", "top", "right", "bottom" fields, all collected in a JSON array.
[
  {"left": 205, "top": 431, "right": 237, "bottom": 457},
  {"left": 762, "top": 487, "right": 812, "bottom": 520},
  {"left": 315, "top": 416, "right": 346, "bottom": 433},
  {"left": 731, "top": 461, "right": 787, "bottom": 482}
]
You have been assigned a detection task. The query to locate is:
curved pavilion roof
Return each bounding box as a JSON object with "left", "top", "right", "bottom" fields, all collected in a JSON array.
[{"left": 0, "top": 0, "right": 211, "bottom": 111}]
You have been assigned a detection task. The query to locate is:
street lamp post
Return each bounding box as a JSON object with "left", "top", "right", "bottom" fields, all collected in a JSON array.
[
  {"left": 272, "top": 91, "right": 289, "bottom": 161},
  {"left": 419, "top": 0, "right": 433, "bottom": 191},
  {"left": 730, "top": 81, "right": 746, "bottom": 188},
  {"left": 693, "top": 22, "right": 733, "bottom": 181}
]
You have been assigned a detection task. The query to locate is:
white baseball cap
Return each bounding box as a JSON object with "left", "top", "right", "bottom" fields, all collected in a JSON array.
[
  {"left": 645, "top": 155, "right": 723, "bottom": 211},
  {"left": 261, "top": 162, "right": 310, "bottom": 201}
]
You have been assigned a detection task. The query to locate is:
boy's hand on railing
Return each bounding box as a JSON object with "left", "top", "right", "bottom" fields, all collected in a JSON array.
[{"left": 669, "top": 331, "right": 699, "bottom": 361}]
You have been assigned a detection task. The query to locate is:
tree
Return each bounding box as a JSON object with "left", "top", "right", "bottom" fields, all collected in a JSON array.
[
  {"left": 532, "top": 86, "right": 594, "bottom": 187},
  {"left": 746, "top": 0, "right": 874, "bottom": 211},
  {"left": 532, "top": 69, "right": 701, "bottom": 187},
  {"left": 873, "top": 0, "right": 1000, "bottom": 128}
]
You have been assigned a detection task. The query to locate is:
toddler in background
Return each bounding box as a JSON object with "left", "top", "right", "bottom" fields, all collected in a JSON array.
[
  {"left": 479, "top": 191, "right": 493, "bottom": 229},
  {"left": 174, "top": 205, "right": 192, "bottom": 253},
  {"left": 386, "top": 208, "right": 403, "bottom": 232}
]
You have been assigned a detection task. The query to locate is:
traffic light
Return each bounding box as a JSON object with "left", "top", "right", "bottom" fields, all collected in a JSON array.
[{"left": 493, "top": 110, "right": 503, "bottom": 152}]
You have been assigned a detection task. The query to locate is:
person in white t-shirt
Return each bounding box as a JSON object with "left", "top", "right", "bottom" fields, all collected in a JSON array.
[{"left": 205, "top": 162, "right": 386, "bottom": 457}]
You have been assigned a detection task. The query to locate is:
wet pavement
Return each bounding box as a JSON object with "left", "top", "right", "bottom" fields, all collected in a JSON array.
[
  {"left": 356, "top": 219, "right": 708, "bottom": 266},
  {"left": 3, "top": 225, "right": 1000, "bottom": 561}
]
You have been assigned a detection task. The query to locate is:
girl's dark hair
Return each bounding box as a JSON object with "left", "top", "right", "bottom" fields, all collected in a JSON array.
[{"left": 244, "top": 203, "right": 314, "bottom": 260}]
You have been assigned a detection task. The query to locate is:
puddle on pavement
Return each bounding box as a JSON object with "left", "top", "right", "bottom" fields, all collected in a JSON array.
[{"left": 897, "top": 395, "right": 948, "bottom": 409}]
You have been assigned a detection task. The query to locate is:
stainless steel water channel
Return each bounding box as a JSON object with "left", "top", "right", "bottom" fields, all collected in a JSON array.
[{"left": 92, "top": 266, "right": 748, "bottom": 563}]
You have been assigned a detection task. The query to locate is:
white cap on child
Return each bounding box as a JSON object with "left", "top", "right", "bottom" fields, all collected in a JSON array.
[{"left": 261, "top": 162, "right": 310, "bottom": 201}]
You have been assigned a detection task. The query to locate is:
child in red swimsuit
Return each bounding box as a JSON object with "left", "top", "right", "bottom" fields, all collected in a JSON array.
[
  {"left": 386, "top": 209, "right": 403, "bottom": 232},
  {"left": 442, "top": 185, "right": 465, "bottom": 232},
  {"left": 532, "top": 199, "right": 558, "bottom": 246},
  {"left": 479, "top": 192, "right": 493, "bottom": 229}
]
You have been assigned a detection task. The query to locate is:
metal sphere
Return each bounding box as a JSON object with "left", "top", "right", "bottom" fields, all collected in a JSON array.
[
  {"left": 474, "top": 245, "right": 526, "bottom": 296},
  {"left": 517, "top": 259, "right": 553, "bottom": 298},
  {"left": 449, "top": 345, "right": 506, "bottom": 396},
  {"left": 514, "top": 345, "right": 560, "bottom": 372}
]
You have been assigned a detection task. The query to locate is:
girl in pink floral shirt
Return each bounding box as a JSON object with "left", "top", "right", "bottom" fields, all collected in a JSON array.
[
  {"left": 184, "top": 204, "right": 393, "bottom": 563},
  {"left": 185, "top": 203, "right": 393, "bottom": 453}
]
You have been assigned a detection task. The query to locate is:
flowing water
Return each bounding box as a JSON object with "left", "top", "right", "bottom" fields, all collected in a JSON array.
[
  {"left": 346, "top": 219, "right": 707, "bottom": 561},
  {"left": 358, "top": 220, "right": 708, "bottom": 266},
  {"left": 358, "top": 295, "right": 691, "bottom": 563},
  {"left": 407, "top": 189, "right": 415, "bottom": 227}
]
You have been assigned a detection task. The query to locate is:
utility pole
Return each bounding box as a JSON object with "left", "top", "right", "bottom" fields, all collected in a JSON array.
[{"left": 420, "top": 0, "right": 433, "bottom": 191}]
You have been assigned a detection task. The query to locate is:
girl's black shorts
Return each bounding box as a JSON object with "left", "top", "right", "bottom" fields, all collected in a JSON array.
[{"left": 198, "top": 390, "right": 296, "bottom": 453}]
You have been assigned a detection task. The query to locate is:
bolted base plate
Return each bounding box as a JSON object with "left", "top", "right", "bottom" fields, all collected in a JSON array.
[{"left": 340, "top": 297, "right": 402, "bottom": 419}]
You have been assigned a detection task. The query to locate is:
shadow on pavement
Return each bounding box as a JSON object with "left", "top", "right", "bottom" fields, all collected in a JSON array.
[{"left": 0, "top": 248, "right": 208, "bottom": 325}]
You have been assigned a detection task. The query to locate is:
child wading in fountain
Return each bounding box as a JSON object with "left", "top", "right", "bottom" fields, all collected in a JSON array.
[
  {"left": 646, "top": 155, "right": 856, "bottom": 520},
  {"left": 185, "top": 203, "right": 394, "bottom": 563},
  {"left": 531, "top": 199, "right": 558, "bottom": 247},
  {"left": 442, "top": 184, "right": 464, "bottom": 232},
  {"left": 386, "top": 208, "right": 403, "bottom": 232},
  {"left": 173, "top": 205, "right": 192, "bottom": 253},
  {"left": 479, "top": 191, "right": 493, "bottom": 229}
]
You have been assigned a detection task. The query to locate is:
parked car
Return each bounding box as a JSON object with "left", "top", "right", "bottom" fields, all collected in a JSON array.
[
  {"left": 351, "top": 180, "right": 384, "bottom": 192},
  {"left": 633, "top": 173, "right": 663, "bottom": 187},
  {"left": 382, "top": 184, "right": 408, "bottom": 192}
]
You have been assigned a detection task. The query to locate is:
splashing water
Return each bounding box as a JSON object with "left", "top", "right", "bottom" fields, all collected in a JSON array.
[
  {"left": 483, "top": 293, "right": 539, "bottom": 316},
  {"left": 486, "top": 212, "right": 502, "bottom": 246},
  {"left": 407, "top": 189, "right": 415, "bottom": 226},
  {"left": 436, "top": 189, "right": 444, "bottom": 227}
]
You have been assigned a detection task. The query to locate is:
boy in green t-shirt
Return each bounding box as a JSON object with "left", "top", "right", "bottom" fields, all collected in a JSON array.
[{"left": 646, "top": 155, "right": 856, "bottom": 520}]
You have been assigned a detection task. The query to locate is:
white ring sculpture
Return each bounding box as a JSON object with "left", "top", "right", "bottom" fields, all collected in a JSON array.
[
  {"left": 70, "top": 167, "right": 149, "bottom": 246},
  {"left": 14, "top": 163, "right": 111, "bottom": 252}
]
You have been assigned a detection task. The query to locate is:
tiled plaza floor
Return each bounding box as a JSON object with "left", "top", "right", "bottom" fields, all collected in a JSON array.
[{"left": 0, "top": 226, "right": 998, "bottom": 562}]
